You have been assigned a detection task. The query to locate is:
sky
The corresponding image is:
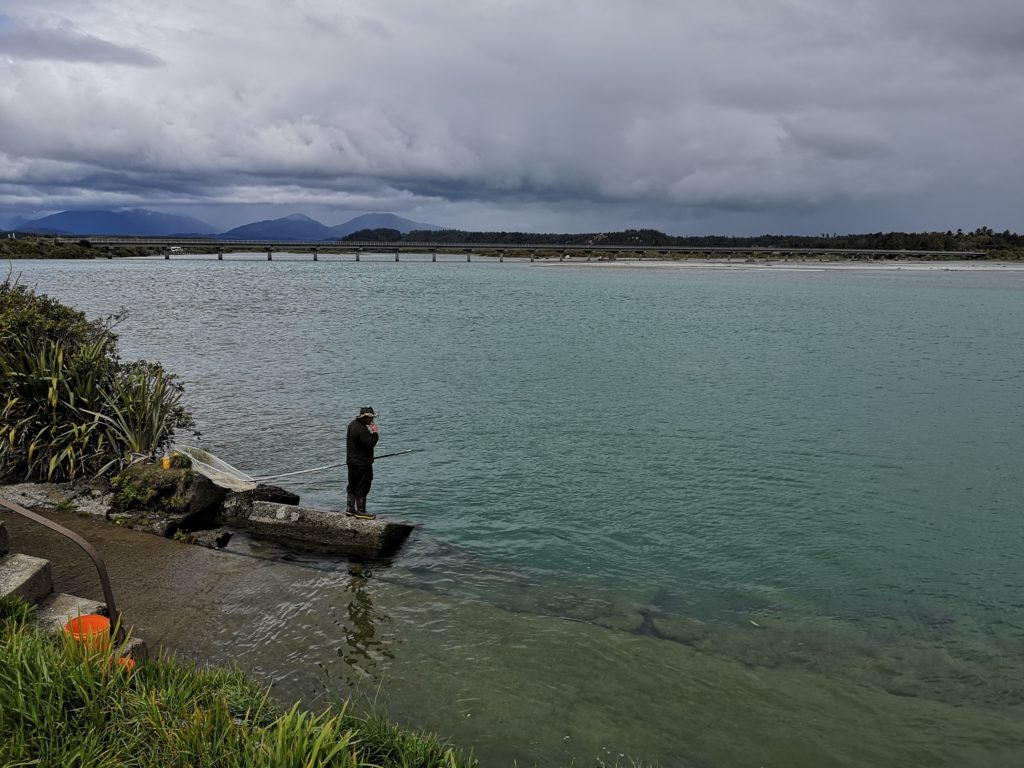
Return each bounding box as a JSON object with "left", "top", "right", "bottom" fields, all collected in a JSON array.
[{"left": 1, "top": 0, "right": 1022, "bottom": 235}]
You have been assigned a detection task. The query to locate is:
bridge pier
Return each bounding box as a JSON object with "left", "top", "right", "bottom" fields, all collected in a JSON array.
[
  {"left": 267, "top": 248, "right": 272, "bottom": 261},
  {"left": 312, "top": 248, "right": 318, "bottom": 261},
  {"left": 217, "top": 247, "right": 223, "bottom": 261},
  {"left": 355, "top": 250, "right": 360, "bottom": 262}
]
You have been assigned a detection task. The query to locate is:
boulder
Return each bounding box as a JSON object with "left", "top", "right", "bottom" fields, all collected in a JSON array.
[
  {"left": 180, "top": 527, "right": 233, "bottom": 549},
  {"left": 220, "top": 484, "right": 300, "bottom": 524},
  {"left": 246, "top": 501, "right": 414, "bottom": 558},
  {"left": 253, "top": 484, "right": 301, "bottom": 505},
  {"left": 110, "top": 463, "right": 227, "bottom": 537}
]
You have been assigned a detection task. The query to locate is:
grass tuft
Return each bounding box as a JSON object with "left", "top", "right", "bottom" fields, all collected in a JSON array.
[{"left": 0, "top": 600, "right": 478, "bottom": 767}]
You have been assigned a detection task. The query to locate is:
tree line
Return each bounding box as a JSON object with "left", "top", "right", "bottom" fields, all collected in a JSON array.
[{"left": 374, "top": 227, "right": 1024, "bottom": 255}]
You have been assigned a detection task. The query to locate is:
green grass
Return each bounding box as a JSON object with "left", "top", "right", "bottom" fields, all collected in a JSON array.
[{"left": 0, "top": 597, "right": 478, "bottom": 768}]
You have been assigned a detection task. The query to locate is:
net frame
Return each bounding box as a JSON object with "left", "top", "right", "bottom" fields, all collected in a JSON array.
[{"left": 174, "top": 445, "right": 258, "bottom": 492}]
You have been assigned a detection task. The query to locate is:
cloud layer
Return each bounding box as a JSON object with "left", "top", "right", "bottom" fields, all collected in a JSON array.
[{"left": 1, "top": 1, "right": 1023, "bottom": 233}]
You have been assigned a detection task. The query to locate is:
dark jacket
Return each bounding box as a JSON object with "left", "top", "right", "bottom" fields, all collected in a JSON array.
[{"left": 346, "top": 418, "right": 379, "bottom": 466}]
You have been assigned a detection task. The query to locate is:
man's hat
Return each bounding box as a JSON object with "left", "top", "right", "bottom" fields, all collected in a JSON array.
[{"left": 358, "top": 406, "right": 377, "bottom": 418}]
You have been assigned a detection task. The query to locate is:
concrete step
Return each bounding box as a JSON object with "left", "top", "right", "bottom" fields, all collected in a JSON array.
[
  {"left": 0, "top": 520, "right": 7, "bottom": 557},
  {"left": 120, "top": 636, "right": 148, "bottom": 663},
  {"left": 0, "top": 552, "right": 53, "bottom": 605},
  {"left": 35, "top": 592, "right": 148, "bottom": 662},
  {"left": 35, "top": 592, "right": 108, "bottom": 633}
]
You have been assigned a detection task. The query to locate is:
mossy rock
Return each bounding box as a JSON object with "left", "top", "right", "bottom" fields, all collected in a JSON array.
[
  {"left": 169, "top": 452, "right": 192, "bottom": 470},
  {"left": 110, "top": 462, "right": 226, "bottom": 537},
  {"left": 111, "top": 463, "right": 189, "bottom": 511}
]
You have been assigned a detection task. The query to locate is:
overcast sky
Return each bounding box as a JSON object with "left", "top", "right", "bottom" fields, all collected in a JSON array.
[{"left": 1, "top": 0, "right": 1022, "bottom": 234}]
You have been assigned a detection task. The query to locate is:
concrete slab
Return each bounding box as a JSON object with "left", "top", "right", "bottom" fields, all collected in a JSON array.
[
  {"left": 119, "top": 635, "right": 148, "bottom": 662},
  {"left": 0, "top": 552, "right": 53, "bottom": 605},
  {"left": 247, "top": 501, "right": 414, "bottom": 558},
  {"left": 0, "top": 481, "right": 111, "bottom": 518},
  {"left": 0, "top": 482, "right": 70, "bottom": 509},
  {"left": 35, "top": 592, "right": 107, "bottom": 633}
]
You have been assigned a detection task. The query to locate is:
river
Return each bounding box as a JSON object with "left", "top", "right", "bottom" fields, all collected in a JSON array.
[{"left": 5, "top": 255, "right": 1024, "bottom": 767}]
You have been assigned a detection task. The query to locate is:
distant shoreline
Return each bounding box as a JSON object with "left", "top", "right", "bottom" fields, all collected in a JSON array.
[{"left": 538, "top": 259, "right": 1024, "bottom": 272}]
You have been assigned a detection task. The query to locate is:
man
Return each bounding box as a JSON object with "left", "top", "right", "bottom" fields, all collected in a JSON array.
[{"left": 346, "top": 406, "right": 379, "bottom": 520}]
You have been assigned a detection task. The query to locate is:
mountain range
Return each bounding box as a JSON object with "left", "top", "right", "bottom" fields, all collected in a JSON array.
[
  {"left": 8, "top": 209, "right": 442, "bottom": 240},
  {"left": 220, "top": 212, "right": 441, "bottom": 240}
]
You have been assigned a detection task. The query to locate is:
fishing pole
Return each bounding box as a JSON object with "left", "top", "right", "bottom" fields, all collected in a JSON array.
[
  {"left": 374, "top": 449, "right": 420, "bottom": 460},
  {"left": 253, "top": 449, "right": 420, "bottom": 482}
]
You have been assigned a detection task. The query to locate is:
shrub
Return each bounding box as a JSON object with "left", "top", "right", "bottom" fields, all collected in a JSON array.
[
  {"left": 92, "top": 360, "right": 192, "bottom": 461},
  {"left": 0, "top": 276, "right": 193, "bottom": 481}
]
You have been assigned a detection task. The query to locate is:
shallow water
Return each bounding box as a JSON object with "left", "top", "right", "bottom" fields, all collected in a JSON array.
[{"left": 7, "top": 256, "right": 1024, "bottom": 766}]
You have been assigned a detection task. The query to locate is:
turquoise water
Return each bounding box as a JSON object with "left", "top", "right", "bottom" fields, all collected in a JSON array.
[{"left": 9, "top": 257, "right": 1024, "bottom": 766}]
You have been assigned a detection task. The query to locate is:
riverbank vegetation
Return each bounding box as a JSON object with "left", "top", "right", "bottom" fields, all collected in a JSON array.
[
  {"left": 400, "top": 227, "right": 1024, "bottom": 258},
  {"left": 0, "top": 597, "right": 478, "bottom": 767},
  {"left": 6, "top": 226, "right": 1024, "bottom": 259},
  {"left": 0, "top": 277, "right": 192, "bottom": 481},
  {"left": 1, "top": 236, "right": 154, "bottom": 259}
]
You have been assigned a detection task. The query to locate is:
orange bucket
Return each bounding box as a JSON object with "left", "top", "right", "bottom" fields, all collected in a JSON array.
[{"left": 64, "top": 614, "right": 111, "bottom": 651}]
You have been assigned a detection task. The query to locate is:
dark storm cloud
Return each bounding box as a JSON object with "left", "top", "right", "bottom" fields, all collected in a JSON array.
[
  {"left": 0, "top": 17, "right": 161, "bottom": 67},
  {"left": 1, "top": 0, "right": 1023, "bottom": 233}
]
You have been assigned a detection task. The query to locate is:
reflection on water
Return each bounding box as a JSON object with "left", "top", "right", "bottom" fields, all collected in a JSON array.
[{"left": 337, "top": 565, "right": 393, "bottom": 685}]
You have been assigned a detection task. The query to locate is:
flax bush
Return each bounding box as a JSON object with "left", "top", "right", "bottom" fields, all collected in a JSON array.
[{"left": 0, "top": 275, "right": 193, "bottom": 481}]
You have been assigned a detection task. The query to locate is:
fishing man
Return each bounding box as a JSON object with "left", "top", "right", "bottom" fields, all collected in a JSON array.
[{"left": 346, "top": 406, "right": 379, "bottom": 520}]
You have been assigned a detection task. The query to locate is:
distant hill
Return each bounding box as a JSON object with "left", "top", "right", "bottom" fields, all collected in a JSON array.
[
  {"left": 329, "top": 213, "right": 442, "bottom": 239},
  {"left": 220, "top": 214, "right": 335, "bottom": 241},
  {"left": 340, "top": 228, "right": 403, "bottom": 242},
  {"left": 219, "top": 212, "right": 443, "bottom": 241},
  {"left": 18, "top": 209, "right": 217, "bottom": 236},
  {"left": 12, "top": 209, "right": 442, "bottom": 240}
]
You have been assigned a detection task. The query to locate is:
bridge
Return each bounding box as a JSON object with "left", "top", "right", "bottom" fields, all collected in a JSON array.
[{"left": 78, "top": 237, "right": 986, "bottom": 262}]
